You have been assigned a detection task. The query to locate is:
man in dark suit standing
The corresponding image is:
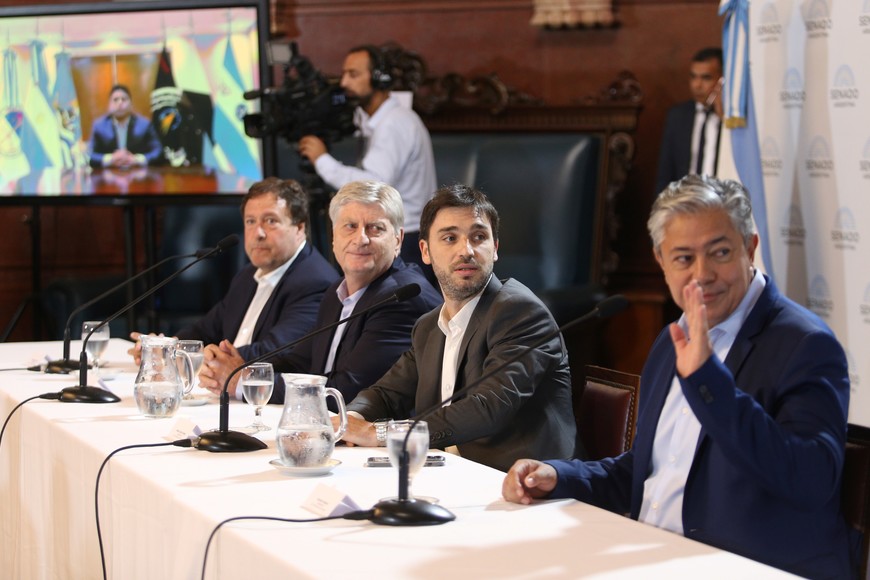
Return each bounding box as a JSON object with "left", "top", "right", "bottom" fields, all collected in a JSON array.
[
  {"left": 198, "top": 180, "right": 442, "bottom": 405},
  {"left": 88, "top": 84, "right": 163, "bottom": 169},
  {"left": 503, "top": 175, "right": 857, "bottom": 579},
  {"left": 337, "top": 184, "right": 577, "bottom": 472},
  {"left": 655, "top": 48, "right": 723, "bottom": 193},
  {"left": 130, "top": 178, "right": 339, "bottom": 364}
]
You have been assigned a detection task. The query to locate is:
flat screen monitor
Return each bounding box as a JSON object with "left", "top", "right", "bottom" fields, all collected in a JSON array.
[{"left": 0, "top": 0, "right": 272, "bottom": 199}]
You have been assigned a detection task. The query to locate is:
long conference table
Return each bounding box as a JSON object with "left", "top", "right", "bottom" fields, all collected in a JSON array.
[{"left": 0, "top": 339, "right": 797, "bottom": 579}]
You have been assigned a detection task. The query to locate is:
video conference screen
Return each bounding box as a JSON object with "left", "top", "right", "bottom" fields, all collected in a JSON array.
[{"left": 0, "top": 0, "right": 271, "bottom": 198}]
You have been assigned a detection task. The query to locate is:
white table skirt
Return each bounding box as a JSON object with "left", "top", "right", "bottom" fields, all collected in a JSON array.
[{"left": 0, "top": 339, "right": 796, "bottom": 579}]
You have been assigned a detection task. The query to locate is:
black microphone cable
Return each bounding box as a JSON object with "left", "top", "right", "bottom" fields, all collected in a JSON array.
[
  {"left": 0, "top": 392, "right": 61, "bottom": 450},
  {"left": 200, "top": 510, "right": 374, "bottom": 580},
  {"left": 94, "top": 439, "right": 193, "bottom": 580}
]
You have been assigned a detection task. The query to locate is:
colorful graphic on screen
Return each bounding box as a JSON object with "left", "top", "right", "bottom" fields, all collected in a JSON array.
[{"left": 0, "top": 3, "right": 266, "bottom": 196}]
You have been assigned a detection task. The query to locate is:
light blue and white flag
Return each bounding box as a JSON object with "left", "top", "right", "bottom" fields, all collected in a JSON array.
[
  {"left": 21, "top": 41, "right": 62, "bottom": 173},
  {"left": 210, "top": 30, "right": 261, "bottom": 179},
  {"left": 1, "top": 48, "right": 30, "bottom": 186},
  {"left": 719, "top": 0, "right": 774, "bottom": 279},
  {"left": 52, "top": 50, "right": 84, "bottom": 169}
]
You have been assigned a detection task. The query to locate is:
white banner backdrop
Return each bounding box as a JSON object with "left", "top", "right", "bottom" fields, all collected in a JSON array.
[{"left": 750, "top": 0, "right": 869, "bottom": 428}]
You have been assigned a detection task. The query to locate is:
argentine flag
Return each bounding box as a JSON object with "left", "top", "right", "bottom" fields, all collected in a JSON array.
[{"left": 209, "top": 32, "right": 261, "bottom": 180}]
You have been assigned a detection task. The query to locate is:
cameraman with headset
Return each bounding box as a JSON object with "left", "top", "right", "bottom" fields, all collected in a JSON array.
[{"left": 298, "top": 45, "right": 437, "bottom": 279}]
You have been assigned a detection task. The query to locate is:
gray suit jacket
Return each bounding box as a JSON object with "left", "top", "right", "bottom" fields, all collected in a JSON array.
[{"left": 348, "top": 276, "right": 577, "bottom": 471}]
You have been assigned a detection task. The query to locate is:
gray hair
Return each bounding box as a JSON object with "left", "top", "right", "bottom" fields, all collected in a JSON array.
[
  {"left": 648, "top": 174, "right": 756, "bottom": 254},
  {"left": 328, "top": 180, "right": 404, "bottom": 233}
]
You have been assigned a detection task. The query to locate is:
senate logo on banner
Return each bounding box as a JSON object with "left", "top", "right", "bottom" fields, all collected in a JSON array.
[
  {"left": 780, "top": 69, "right": 805, "bottom": 110},
  {"left": 805, "top": 136, "right": 834, "bottom": 177},
  {"left": 861, "top": 0, "right": 870, "bottom": 34},
  {"left": 831, "top": 65, "right": 859, "bottom": 109},
  {"left": 831, "top": 207, "right": 860, "bottom": 250},
  {"left": 861, "top": 138, "right": 870, "bottom": 179},
  {"left": 803, "top": 0, "right": 832, "bottom": 38},
  {"left": 757, "top": 2, "right": 782, "bottom": 43},
  {"left": 780, "top": 204, "right": 806, "bottom": 246},
  {"left": 845, "top": 349, "right": 861, "bottom": 395},
  {"left": 761, "top": 136, "right": 783, "bottom": 177},
  {"left": 807, "top": 275, "right": 834, "bottom": 318},
  {"left": 861, "top": 282, "right": 870, "bottom": 324}
]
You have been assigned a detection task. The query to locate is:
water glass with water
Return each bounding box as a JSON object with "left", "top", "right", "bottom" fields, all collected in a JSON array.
[
  {"left": 387, "top": 420, "right": 429, "bottom": 498},
  {"left": 239, "top": 362, "right": 274, "bottom": 433},
  {"left": 82, "top": 320, "right": 109, "bottom": 368},
  {"left": 176, "top": 339, "right": 204, "bottom": 397}
]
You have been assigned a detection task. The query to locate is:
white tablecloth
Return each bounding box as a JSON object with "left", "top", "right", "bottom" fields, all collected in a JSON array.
[{"left": 0, "top": 340, "right": 796, "bottom": 579}]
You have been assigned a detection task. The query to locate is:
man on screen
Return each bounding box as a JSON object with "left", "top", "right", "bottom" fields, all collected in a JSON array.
[
  {"left": 88, "top": 84, "right": 163, "bottom": 169},
  {"left": 502, "top": 175, "right": 857, "bottom": 578}
]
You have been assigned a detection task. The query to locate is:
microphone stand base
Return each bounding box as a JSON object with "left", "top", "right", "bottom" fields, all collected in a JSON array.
[
  {"left": 59, "top": 385, "right": 120, "bottom": 404},
  {"left": 196, "top": 429, "right": 268, "bottom": 452},
  {"left": 370, "top": 498, "right": 455, "bottom": 526}
]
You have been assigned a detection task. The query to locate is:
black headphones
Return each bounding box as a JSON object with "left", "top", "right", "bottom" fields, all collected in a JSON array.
[{"left": 361, "top": 45, "right": 393, "bottom": 91}]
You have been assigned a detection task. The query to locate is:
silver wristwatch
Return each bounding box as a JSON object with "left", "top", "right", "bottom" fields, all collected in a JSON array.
[{"left": 374, "top": 420, "right": 389, "bottom": 446}]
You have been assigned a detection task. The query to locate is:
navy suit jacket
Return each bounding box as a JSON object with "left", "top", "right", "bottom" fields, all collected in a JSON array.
[
  {"left": 270, "top": 257, "right": 442, "bottom": 405},
  {"left": 547, "top": 278, "right": 858, "bottom": 579},
  {"left": 176, "top": 243, "right": 339, "bottom": 361},
  {"left": 655, "top": 100, "right": 697, "bottom": 193},
  {"left": 88, "top": 113, "right": 163, "bottom": 168},
  {"left": 348, "top": 276, "right": 577, "bottom": 472}
]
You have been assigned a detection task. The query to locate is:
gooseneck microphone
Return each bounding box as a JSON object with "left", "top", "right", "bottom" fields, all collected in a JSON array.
[
  {"left": 48, "top": 235, "right": 240, "bottom": 404},
  {"left": 369, "top": 294, "right": 630, "bottom": 526},
  {"left": 40, "top": 250, "right": 208, "bottom": 374},
  {"left": 195, "top": 283, "right": 423, "bottom": 453}
]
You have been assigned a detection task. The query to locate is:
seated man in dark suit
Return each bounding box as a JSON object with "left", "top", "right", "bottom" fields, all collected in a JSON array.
[
  {"left": 503, "top": 175, "right": 857, "bottom": 579},
  {"left": 337, "top": 184, "right": 577, "bottom": 472},
  {"left": 129, "top": 177, "right": 339, "bottom": 364},
  {"left": 88, "top": 84, "right": 163, "bottom": 169},
  {"left": 655, "top": 47, "right": 723, "bottom": 193},
  {"left": 198, "top": 180, "right": 442, "bottom": 405}
]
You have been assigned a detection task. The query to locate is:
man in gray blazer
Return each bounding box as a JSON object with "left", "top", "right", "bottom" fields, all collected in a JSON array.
[{"left": 338, "top": 184, "right": 577, "bottom": 471}]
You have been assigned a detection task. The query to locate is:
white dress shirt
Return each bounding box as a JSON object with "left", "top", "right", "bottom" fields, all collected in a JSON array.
[
  {"left": 313, "top": 94, "right": 436, "bottom": 232},
  {"left": 689, "top": 103, "right": 721, "bottom": 177},
  {"left": 434, "top": 276, "right": 489, "bottom": 455},
  {"left": 233, "top": 241, "right": 305, "bottom": 348}
]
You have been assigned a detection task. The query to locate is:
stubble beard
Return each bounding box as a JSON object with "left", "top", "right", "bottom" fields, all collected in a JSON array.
[{"left": 434, "top": 259, "right": 492, "bottom": 304}]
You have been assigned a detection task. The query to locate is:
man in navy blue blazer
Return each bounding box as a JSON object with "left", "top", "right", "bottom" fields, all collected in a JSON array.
[
  {"left": 130, "top": 178, "right": 338, "bottom": 364},
  {"left": 199, "top": 180, "right": 441, "bottom": 405},
  {"left": 88, "top": 84, "right": 163, "bottom": 169},
  {"left": 503, "top": 175, "right": 858, "bottom": 579}
]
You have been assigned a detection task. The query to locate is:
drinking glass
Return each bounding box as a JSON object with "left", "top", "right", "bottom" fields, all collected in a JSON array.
[
  {"left": 176, "top": 340, "right": 204, "bottom": 398},
  {"left": 238, "top": 362, "right": 274, "bottom": 433},
  {"left": 82, "top": 320, "right": 110, "bottom": 368},
  {"left": 386, "top": 420, "right": 429, "bottom": 500}
]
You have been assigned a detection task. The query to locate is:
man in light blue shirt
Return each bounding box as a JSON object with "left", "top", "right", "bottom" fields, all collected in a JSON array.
[{"left": 502, "top": 175, "right": 857, "bottom": 579}]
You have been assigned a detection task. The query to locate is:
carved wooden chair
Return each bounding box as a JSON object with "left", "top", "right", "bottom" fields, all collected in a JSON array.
[
  {"left": 843, "top": 437, "right": 870, "bottom": 579},
  {"left": 576, "top": 364, "right": 640, "bottom": 460}
]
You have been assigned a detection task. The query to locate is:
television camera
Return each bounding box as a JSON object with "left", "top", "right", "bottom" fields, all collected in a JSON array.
[{"left": 242, "top": 41, "right": 356, "bottom": 146}]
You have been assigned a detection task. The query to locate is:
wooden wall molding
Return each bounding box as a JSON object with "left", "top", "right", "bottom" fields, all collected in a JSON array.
[{"left": 276, "top": 0, "right": 530, "bottom": 17}]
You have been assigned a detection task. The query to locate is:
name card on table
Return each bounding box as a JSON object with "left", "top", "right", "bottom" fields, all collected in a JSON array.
[
  {"left": 302, "top": 483, "right": 362, "bottom": 517},
  {"left": 164, "top": 417, "right": 202, "bottom": 442}
]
